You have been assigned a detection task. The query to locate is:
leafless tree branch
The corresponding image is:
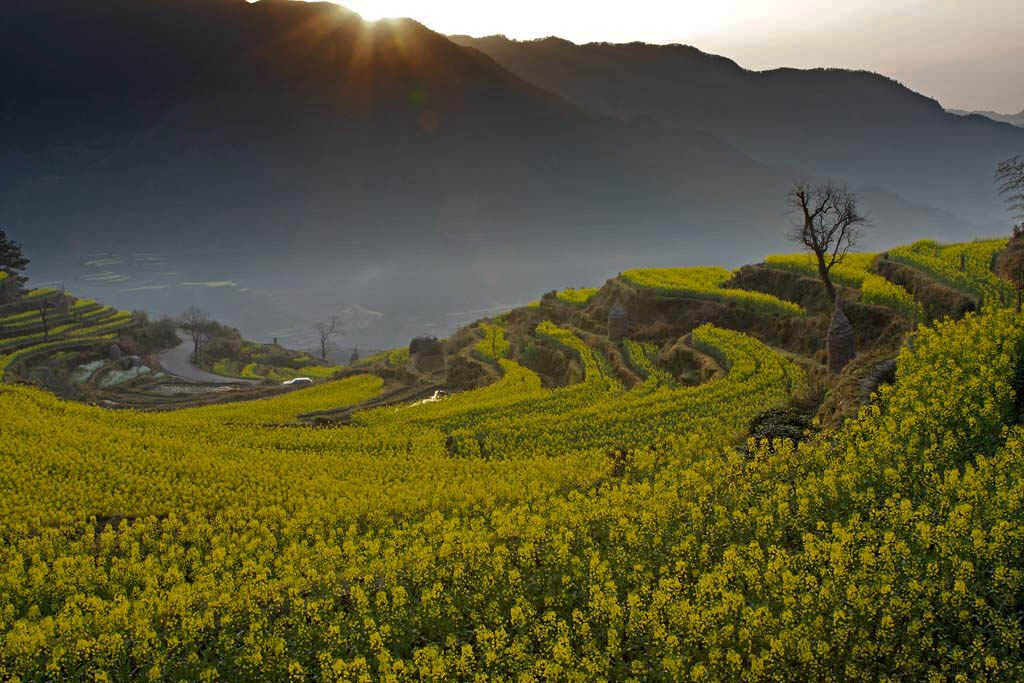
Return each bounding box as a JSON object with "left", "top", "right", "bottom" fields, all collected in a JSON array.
[
  {"left": 997, "top": 155, "right": 1024, "bottom": 222},
  {"left": 787, "top": 180, "right": 870, "bottom": 302},
  {"left": 181, "top": 306, "right": 209, "bottom": 364},
  {"left": 314, "top": 315, "right": 342, "bottom": 361}
]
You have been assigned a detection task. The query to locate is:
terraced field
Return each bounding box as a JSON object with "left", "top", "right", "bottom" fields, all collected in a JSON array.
[
  {"left": 2, "top": 238, "right": 1024, "bottom": 679},
  {"left": 888, "top": 238, "right": 1013, "bottom": 307},
  {"left": 621, "top": 266, "right": 804, "bottom": 315},
  {"left": 0, "top": 293, "right": 135, "bottom": 380},
  {"left": 765, "top": 251, "right": 922, "bottom": 318}
]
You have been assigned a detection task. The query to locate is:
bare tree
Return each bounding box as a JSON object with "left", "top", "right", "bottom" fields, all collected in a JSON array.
[
  {"left": 997, "top": 155, "right": 1024, "bottom": 223},
  {"left": 181, "top": 306, "right": 209, "bottom": 364},
  {"left": 39, "top": 297, "right": 55, "bottom": 342},
  {"left": 788, "top": 181, "right": 870, "bottom": 302},
  {"left": 36, "top": 289, "right": 69, "bottom": 342},
  {"left": 314, "top": 316, "right": 341, "bottom": 361}
]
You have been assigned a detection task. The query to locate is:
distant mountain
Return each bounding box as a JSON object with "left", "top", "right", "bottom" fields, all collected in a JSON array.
[
  {"left": 451, "top": 35, "right": 1024, "bottom": 226},
  {"left": 0, "top": 0, "right": 975, "bottom": 345},
  {"left": 948, "top": 109, "right": 1024, "bottom": 128},
  {"left": 1, "top": 0, "right": 963, "bottom": 264}
]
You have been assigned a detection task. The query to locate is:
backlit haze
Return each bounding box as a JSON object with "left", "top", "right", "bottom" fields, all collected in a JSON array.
[{"left": 339, "top": 0, "right": 1024, "bottom": 113}]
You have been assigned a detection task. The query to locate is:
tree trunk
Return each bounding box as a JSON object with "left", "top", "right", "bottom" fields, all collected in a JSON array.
[
  {"left": 1017, "top": 288, "right": 1021, "bottom": 314},
  {"left": 814, "top": 252, "right": 837, "bottom": 302}
]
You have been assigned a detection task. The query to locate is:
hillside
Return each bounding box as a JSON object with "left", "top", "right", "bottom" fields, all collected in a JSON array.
[
  {"left": 451, "top": 35, "right": 1024, "bottom": 226},
  {"left": 0, "top": 287, "right": 357, "bottom": 407},
  {"left": 2, "top": 0, "right": 979, "bottom": 350},
  {"left": 4, "top": 2, "right": 964, "bottom": 286},
  {"left": 1, "top": 0, "right": 773, "bottom": 257},
  {"left": 3, "top": 232, "right": 1024, "bottom": 678},
  {"left": 949, "top": 108, "right": 1024, "bottom": 128}
]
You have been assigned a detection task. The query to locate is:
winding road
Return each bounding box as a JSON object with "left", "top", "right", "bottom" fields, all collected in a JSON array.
[{"left": 157, "top": 334, "right": 257, "bottom": 384}]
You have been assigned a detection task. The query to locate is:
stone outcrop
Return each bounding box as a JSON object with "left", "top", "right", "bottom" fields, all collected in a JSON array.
[
  {"left": 860, "top": 358, "right": 897, "bottom": 401},
  {"left": 409, "top": 336, "right": 444, "bottom": 372},
  {"left": 446, "top": 355, "right": 490, "bottom": 391}
]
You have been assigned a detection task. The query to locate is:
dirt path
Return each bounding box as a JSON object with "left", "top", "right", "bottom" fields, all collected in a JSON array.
[{"left": 157, "top": 334, "right": 257, "bottom": 384}]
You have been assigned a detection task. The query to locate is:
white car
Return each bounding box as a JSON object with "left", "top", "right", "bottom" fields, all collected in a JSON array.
[{"left": 282, "top": 377, "right": 313, "bottom": 386}]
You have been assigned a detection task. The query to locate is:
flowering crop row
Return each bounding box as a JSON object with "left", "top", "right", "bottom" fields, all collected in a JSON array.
[
  {"left": 2, "top": 308, "right": 1019, "bottom": 678},
  {"left": 765, "top": 252, "right": 922, "bottom": 318},
  {"left": 0, "top": 305, "right": 125, "bottom": 354},
  {"left": 474, "top": 322, "right": 510, "bottom": 361},
  {"left": 233, "top": 362, "right": 340, "bottom": 382},
  {"left": 621, "top": 338, "right": 675, "bottom": 387},
  {"left": 621, "top": 266, "right": 804, "bottom": 315},
  {"left": 0, "top": 335, "right": 118, "bottom": 378},
  {"left": 888, "top": 238, "right": 1013, "bottom": 307},
  {"left": 3, "top": 240, "right": 1023, "bottom": 679},
  {"left": 554, "top": 288, "right": 598, "bottom": 305}
]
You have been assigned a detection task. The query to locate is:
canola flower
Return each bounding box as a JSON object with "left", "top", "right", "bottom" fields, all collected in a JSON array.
[
  {"left": 4, "top": 239, "right": 1024, "bottom": 679},
  {"left": 388, "top": 347, "right": 410, "bottom": 367},
  {"left": 20, "top": 287, "right": 57, "bottom": 300},
  {"left": 1, "top": 310, "right": 1021, "bottom": 680},
  {"left": 67, "top": 311, "right": 134, "bottom": 338},
  {"left": 889, "top": 238, "right": 1013, "bottom": 307},
  {"left": 0, "top": 307, "right": 125, "bottom": 353},
  {"left": 622, "top": 266, "right": 804, "bottom": 315},
  {"left": 0, "top": 336, "right": 118, "bottom": 379},
  {"left": 621, "top": 339, "right": 675, "bottom": 387},
  {"left": 351, "top": 347, "right": 411, "bottom": 369},
  {"left": 765, "top": 251, "right": 922, "bottom": 318},
  {"left": 233, "top": 362, "right": 340, "bottom": 381},
  {"left": 555, "top": 288, "right": 599, "bottom": 305},
  {"left": 474, "top": 322, "right": 510, "bottom": 361},
  {"left": 0, "top": 299, "right": 102, "bottom": 328}
]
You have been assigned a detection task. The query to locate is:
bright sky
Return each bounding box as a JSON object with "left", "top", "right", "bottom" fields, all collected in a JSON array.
[{"left": 336, "top": 0, "right": 1024, "bottom": 113}]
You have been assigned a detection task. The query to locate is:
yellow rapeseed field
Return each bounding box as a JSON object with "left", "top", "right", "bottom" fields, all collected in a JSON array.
[{"left": 2, "top": 244, "right": 1024, "bottom": 679}]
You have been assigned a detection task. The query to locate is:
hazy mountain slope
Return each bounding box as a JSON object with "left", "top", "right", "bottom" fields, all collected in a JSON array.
[
  {"left": 451, "top": 36, "right": 1024, "bottom": 226},
  {"left": 949, "top": 109, "right": 1024, "bottom": 128},
  {"left": 1, "top": 0, "right": 963, "bottom": 263},
  {"left": 0, "top": 0, "right": 971, "bottom": 346}
]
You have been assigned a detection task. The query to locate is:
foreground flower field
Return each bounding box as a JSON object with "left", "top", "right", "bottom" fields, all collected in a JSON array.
[{"left": 2, "top": 247, "right": 1023, "bottom": 680}]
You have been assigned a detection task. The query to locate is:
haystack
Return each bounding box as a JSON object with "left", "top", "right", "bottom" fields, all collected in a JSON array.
[
  {"left": 608, "top": 303, "right": 629, "bottom": 341},
  {"left": 827, "top": 297, "right": 855, "bottom": 374}
]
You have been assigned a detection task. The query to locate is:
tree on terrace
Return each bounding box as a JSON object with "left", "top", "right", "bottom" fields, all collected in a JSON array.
[
  {"left": 787, "top": 181, "right": 869, "bottom": 302},
  {"left": 314, "top": 316, "right": 341, "bottom": 361},
  {"left": 997, "top": 155, "right": 1024, "bottom": 224},
  {"left": 181, "top": 306, "right": 210, "bottom": 365}
]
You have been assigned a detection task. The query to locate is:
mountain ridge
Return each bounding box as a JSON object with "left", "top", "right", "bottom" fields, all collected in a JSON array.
[
  {"left": 451, "top": 33, "right": 1024, "bottom": 226},
  {"left": 2, "top": 0, "right": 964, "bottom": 261},
  {"left": 948, "top": 108, "right": 1024, "bottom": 128},
  {"left": 0, "top": 0, "right": 975, "bottom": 345}
]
